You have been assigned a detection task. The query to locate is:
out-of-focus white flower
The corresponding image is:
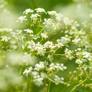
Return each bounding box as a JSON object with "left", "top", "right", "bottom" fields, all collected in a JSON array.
[
  {"left": 1, "top": 36, "right": 11, "bottom": 42},
  {"left": 23, "top": 67, "right": 33, "bottom": 75},
  {"left": 55, "top": 13, "right": 63, "bottom": 22},
  {"left": 41, "top": 33, "right": 48, "bottom": 39},
  {"left": 33, "top": 76, "right": 43, "bottom": 86},
  {"left": 54, "top": 75, "right": 64, "bottom": 85},
  {"left": 65, "top": 48, "right": 74, "bottom": 60},
  {"left": 48, "top": 11, "right": 57, "bottom": 16},
  {"left": 24, "top": 29, "right": 33, "bottom": 34},
  {"left": 41, "top": 72, "right": 47, "bottom": 78},
  {"left": 35, "top": 8, "right": 45, "bottom": 13},
  {"left": 16, "top": 16, "right": 27, "bottom": 23},
  {"left": 34, "top": 62, "right": 45, "bottom": 71},
  {"left": 23, "top": 8, "right": 34, "bottom": 15},
  {"left": 75, "top": 59, "right": 83, "bottom": 64},
  {"left": 44, "top": 41, "right": 54, "bottom": 48},
  {"left": 0, "top": 28, "right": 13, "bottom": 32},
  {"left": 30, "top": 14, "right": 40, "bottom": 21}
]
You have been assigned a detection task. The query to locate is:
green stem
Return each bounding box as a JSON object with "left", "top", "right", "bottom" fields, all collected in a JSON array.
[
  {"left": 70, "top": 76, "right": 89, "bottom": 92},
  {"left": 45, "top": 80, "right": 48, "bottom": 92},
  {"left": 27, "top": 74, "right": 29, "bottom": 92},
  {"left": 37, "top": 26, "right": 45, "bottom": 35},
  {"left": 48, "top": 80, "right": 51, "bottom": 92}
]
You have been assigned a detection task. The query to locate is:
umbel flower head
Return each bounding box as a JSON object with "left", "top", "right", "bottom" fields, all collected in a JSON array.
[{"left": 0, "top": 6, "right": 92, "bottom": 92}]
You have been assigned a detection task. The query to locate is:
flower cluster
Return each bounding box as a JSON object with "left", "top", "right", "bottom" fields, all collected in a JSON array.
[
  {"left": 23, "top": 61, "right": 67, "bottom": 86},
  {"left": 0, "top": 7, "right": 92, "bottom": 92}
]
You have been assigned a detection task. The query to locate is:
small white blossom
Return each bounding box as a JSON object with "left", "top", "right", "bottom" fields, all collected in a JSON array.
[
  {"left": 30, "top": 14, "right": 40, "bottom": 21},
  {"left": 23, "top": 67, "right": 33, "bottom": 75},
  {"left": 1, "top": 36, "right": 11, "bottom": 42},
  {"left": 41, "top": 72, "right": 47, "bottom": 78},
  {"left": 35, "top": 8, "right": 45, "bottom": 13},
  {"left": 75, "top": 59, "right": 83, "bottom": 64},
  {"left": 34, "top": 62, "right": 45, "bottom": 71},
  {"left": 31, "top": 71, "right": 39, "bottom": 78},
  {"left": 35, "top": 42, "right": 46, "bottom": 56},
  {"left": 41, "top": 33, "right": 48, "bottom": 39},
  {"left": 55, "top": 13, "right": 63, "bottom": 22},
  {"left": 54, "top": 75, "right": 64, "bottom": 85},
  {"left": 0, "top": 28, "right": 13, "bottom": 32},
  {"left": 44, "top": 41, "right": 54, "bottom": 48},
  {"left": 48, "top": 11, "right": 57, "bottom": 16},
  {"left": 33, "top": 76, "right": 43, "bottom": 86},
  {"left": 24, "top": 29, "right": 33, "bottom": 34},
  {"left": 16, "top": 16, "right": 27, "bottom": 23},
  {"left": 65, "top": 48, "right": 74, "bottom": 60},
  {"left": 43, "top": 18, "right": 55, "bottom": 29},
  {"left": 23, "top": 8, "right": 34, "bottom": 15}
]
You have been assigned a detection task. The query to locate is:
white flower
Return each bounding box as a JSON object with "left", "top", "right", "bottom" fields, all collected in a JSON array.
[
  {"left": 55, "top": 13, "right": 63, "bottom": 22},
  {"left": 30, "top": 14, "right": 40, "bottom": 21},
  {"left": 35, "top": 42, "right": 46, "bottom": 56},
  {"left": 27, "top": 40, "right": 35, "bottom": 49},
  {"left": 24, "top": 29, "right": 33, "bottom": 33},
  {"left": 41, "top": 33, "right": 48, "bottom": 39},
  {"left": 55, "top": 42, "right": 64, "bottom": 48},
  {"left": 33, "top": 76, "right": 43, "bottom": 86},
  {"left": 16, "top": 16, "right": 27, "bottom": 23},
  {"left": 72, "top": 36, "right": 81, "bottom": 44},
  {"left": 23, "top": 67, "right": 32, "bottom": 75},
  {"left": 0, "top": 28, "right": 13, "bottom": 32},
  {"left": 44, "top": 41, "right": 54, "bottom": 48},
  {"left": 49, "top": 63, "right": 56, "bottom": 70},
  {"left": 41, "top": 72, "right": 47, "bottom": 78},
  {"left": 63, "top": 17, "right": 71, "bottom": 26},
  {"left": 34, "top": 62, "right": 45, "bottom": 71},
  {"left": 31, "top": 71, "right": 39, "bottom": 78},
  {"left": 23, "top": 8, "right": 34, "bottom": 14},
  {"left": 1, "top": 36, "right": 11, "bottom": 42},
  {"left": 43, "top": 18, "right": 54, "bottom": 29},
  {"left": 75, "top": 59, "right": 83, "bottom": 64},
  {"left": 48, "top": 11, "right": 57, "bottom": 16},
  {"left": 64, "top": 48, "right": 74, "bottom": 60},
  {"left": 54, "top": 75, "right": 64, "bottom": 85},
  {"left": 35, "top": 8, "right": 45, "bottom": 13}
]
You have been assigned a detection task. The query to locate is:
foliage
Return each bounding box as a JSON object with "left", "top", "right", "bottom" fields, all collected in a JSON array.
[{"left": 0, "top": 0, "right": 92, "bottom": 92}]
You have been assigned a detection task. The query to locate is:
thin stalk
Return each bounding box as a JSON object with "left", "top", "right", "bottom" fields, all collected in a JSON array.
[
  {"left": 70, "top": 76, "right": 89, "bottom": 92},
  {"left": 27, "top": 74, "right": 29, "bottom": 92},
  {"left": 48, "top": 80, "right": 51, "bottom": 92},
  {"left": 45, "top": 79, "right": 48, "bottom": 92},
  {"left": 37, "top": 26, "right": 45, "bottom": 35}
]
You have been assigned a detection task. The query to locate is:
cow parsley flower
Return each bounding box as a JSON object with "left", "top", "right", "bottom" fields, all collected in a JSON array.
[
  {"left": 33, "top": 76, "right": 43, "bottom": 86},
  {"left": 24, "top": 29, "right": 33, "bottom": 34},
  {"left": 54, "top": 75, "right": 64, "bottom": 85},
  {"left": 34, "top": 62, "right": 45, "bottom": 71},
  {"left": 23, "top": 67, "right": 33, "bottom": 75},
  {"left": 41, "top": 33, "right": 48, "bottom": 39},
  {"left": 23, "top": 8, "right": 34, "bottom": 15},
  {"left": 35, "top": 8, "right": 45, "bottom": 13},
  {"left": 30, "top": 14, "right": 40, "bottom": 21},
  {"left": 65, "top": 48, "right": 74, "bottom": 60},
  {"left": 16, "top": 16, "right": 27, "bottom": 23},
  {"left": 48, "top": 11, "right": 57, "bottom": 16},
  {"left": 1, "top": 36, "right": 11, "bottom": 42}
]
